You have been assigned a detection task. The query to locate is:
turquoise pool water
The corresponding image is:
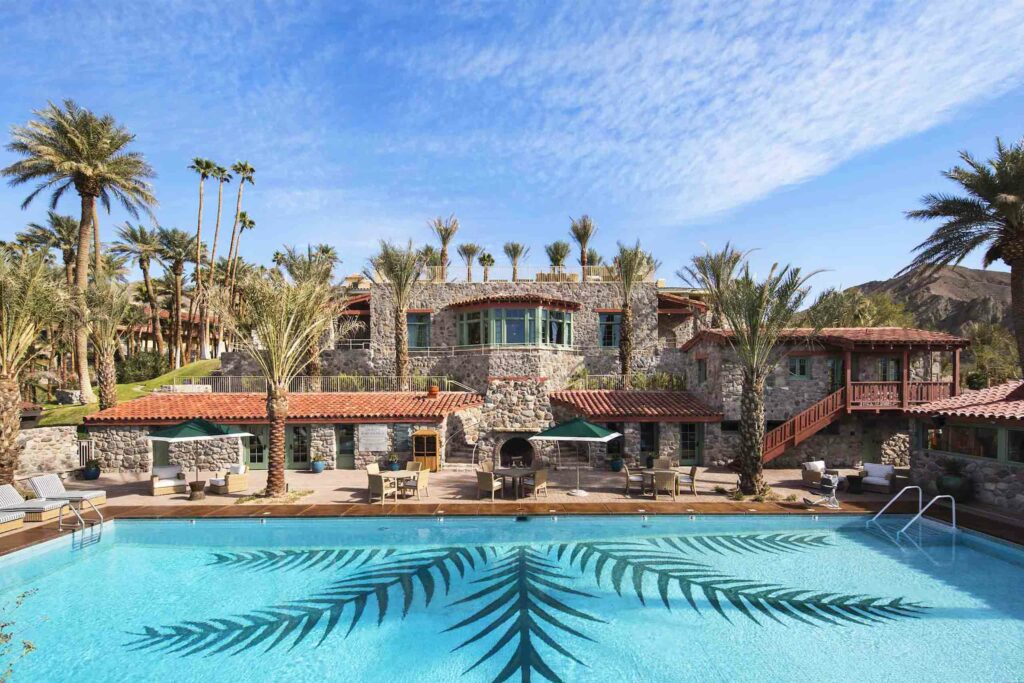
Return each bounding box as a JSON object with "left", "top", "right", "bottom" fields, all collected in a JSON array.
[{"left": 0, "top": 514, "right": 1021, "bottom": 682}]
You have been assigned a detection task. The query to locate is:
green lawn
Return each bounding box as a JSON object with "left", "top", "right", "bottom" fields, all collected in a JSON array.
[{"left": 39, "top": 360, "right": 221, "bottom": 427}]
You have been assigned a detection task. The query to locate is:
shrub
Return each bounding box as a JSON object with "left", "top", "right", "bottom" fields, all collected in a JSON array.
[{"left": 116, "top": 351, "right": 169, "bottom": 383}]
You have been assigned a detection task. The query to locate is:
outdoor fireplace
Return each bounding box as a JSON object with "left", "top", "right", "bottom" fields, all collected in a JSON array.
[{"left": 499, "top": 436, "right": 534, "bottom": 468}]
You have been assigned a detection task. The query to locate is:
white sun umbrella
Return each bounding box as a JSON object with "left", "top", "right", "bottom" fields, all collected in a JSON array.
[{"left": 528, "top": 418, "right": 622, "bottom": 497}]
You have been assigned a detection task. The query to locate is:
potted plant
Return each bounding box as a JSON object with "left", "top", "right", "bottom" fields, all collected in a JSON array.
[
  {"left": 310, "top": 454, "right": 328, "bottom": 474},
  {"left": 935, "top": 457, "right": 973, "bottom": 502},
  {"left": 609, "top": 455, "right": 624, "bottom": 472},
  {"left": 386, "top": 453, "right": 401, "bottom": 471},
  {"left": 82, "top": 458, "right": 101, "bottom": 481}
]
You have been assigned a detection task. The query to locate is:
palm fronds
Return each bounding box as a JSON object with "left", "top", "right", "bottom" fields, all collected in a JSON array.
[{"left": 208, "top": 548, "right": 396, "bottom": 573}]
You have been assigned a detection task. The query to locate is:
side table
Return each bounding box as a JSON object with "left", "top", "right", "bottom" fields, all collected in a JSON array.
[
  {"left": 845, "top": 474, "right": 864, "bottom": 495},
  {"left": 189, "top": 480, "right": 207, "bottom": 501}
]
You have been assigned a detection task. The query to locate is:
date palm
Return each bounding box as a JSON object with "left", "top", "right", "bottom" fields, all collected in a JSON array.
[
  {"left": 202, "top": 165, "right": 232, "bottom": 356},
  {"left": 213, "top": 270, "right": 336, "bottom": 498},
  {"left": 569, "top": 214, "right": 596, "bottom": 277},
  {"left": 679, "top": 242, "right": 746, "bottom": 328},
  {"left": 478, "top": 251, "right": 495, "bottom": 282},
  {"left": 457, "top": 243, "right": 480, "bottom": 282},
  {"left": 544, "top": 240, "right": 571, "bottom": 268},
  {"left": 86, "top": 277, "right": 141, "bottom": 409},
  {"left": 902, "top": 138, "right": 1024, "bottom": 376},
  {"left": 21, "top": 211, "right": 78, "bottom": 287},
  {"left": 188, "top": 157, "right": 216, "bottom": 358},
  {"left": 366, "top": 241, "right": 423, "bottom": 386},
  {"left": 158, "top": 228, "right": 196, "bottom": 369},
  {"left": 612, "top": 241, "right": 658, "bottom": 387},
  {"left": 582, "top": 247, "right": 603, "bottom": 268},
  {"left": 429, "top": 214, "right": 458, "bottom": 281},
  {"left": 226, "top": 161, "right": 255, "bottom": 292},
  {"left": 230, "top": 211, "right": 255, "bottom": 293},
  {"left": 503, "top": 242, "right": 529, "bottom": 282},
  {"left": 112, "top": 223, "right": 166, "bottom": 356},
  {"left": 0, "top": 250, "right": 68, "bottom": 483},
  {"left": 2, "top": 100, "right": 156, "bottom": 404}
]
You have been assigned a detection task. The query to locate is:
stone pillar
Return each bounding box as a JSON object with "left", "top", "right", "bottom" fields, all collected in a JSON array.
[
  {"left": 310, "top": 424, "right": 337, "bottom": 469},
  {"left": 659, "top": 422, "right": 681, "bottom": 461}
]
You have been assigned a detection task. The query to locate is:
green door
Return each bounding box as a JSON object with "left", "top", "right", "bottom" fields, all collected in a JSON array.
[
  {"left": 679, "top": 423, "right": 702, "bottom": 466},
  {"left": 245, "top": 426, "right": 268, "bottom": 470},
  {"left": 336, "top": 424, "right": 356, "bottom": 469},
  {"left": 287, "top": 425, "right": 311, "bottom": 469},
  {"left": 151, "top": 439, "right": 170, "bottom": 467}
]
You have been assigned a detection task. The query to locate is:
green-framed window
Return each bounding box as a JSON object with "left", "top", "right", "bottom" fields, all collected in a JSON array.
[
  {"left": 456, "top": 307, "right": 572, "bottom": 348},
  {"left": 879, "top": 357, "right": 902, "bottom": 381},
  {"left": 788, "top": 357, "right": 811, "bottom": 380},
  {"left": 598, "top": 313, "right": 621, "bottom": 348},
  {"left": 336, "top": 424, "right": 355, "bottom": 456},
  {"left": 697, "top": 358, "right": 708, "bottom": 384},
  {"left": 945, "top": 424, "right": 998, "bottom": 459},
  {"left": 407, "top": 313, "right": 431, "bottom": 349},
  {"left": 605, "top": 422, "right": 623, "bottom": 456},
  {"left": 639, "top": 423, "right": 659, "bottom": 453},
  {"left": 393, "top": 424, "right": 413, "bottom": 452},
  {"left": 1008, "top": 430, "right": 1024, "bottom": 463}
]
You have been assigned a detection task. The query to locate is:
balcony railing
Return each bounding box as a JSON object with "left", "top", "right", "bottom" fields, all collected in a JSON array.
[
  {"left": 177, "top": 375, "right": 472, "bottom": 393},
  {"left": 566, "top": 373, "right": 686, "bottom": 390},
  {"left": 849, "top": 381, "right": 953, "bottom": 409},
  {"left": 406, "top": 264, "right": 655, "bottom": 284}
]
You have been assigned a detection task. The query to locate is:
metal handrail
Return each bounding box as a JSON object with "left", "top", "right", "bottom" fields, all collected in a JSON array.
[
  {"left": 867, "top": 486, "right": 923, "bottom": 527},
  {"left": 897, "top": 495, "right": 956, "bottom": 539},
  {"left": 57, "top": 497, "right": 104, "bottom": 532}
]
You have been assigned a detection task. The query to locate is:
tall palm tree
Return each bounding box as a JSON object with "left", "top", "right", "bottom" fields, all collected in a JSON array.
[
  {"left": 2, "top": 100, "right": 156, "bottom": 404},
  {"left": 429, "top": 214, "right": 458, "bottom": 281},
  {"left": 230, "top": 211, "right": 255, "bottom": 294},
  {"left": 21, "top": 211, "right": 78, "bottom": 287},
  {"left": 0, "top": 250, "right": 68, "bottom": 483},
  {"left": 226, "top": 161, "right": 255, "bottom": 291},
  {"left": 545, "top": 240, "right": 571, "bottom": 268},
  {"left": 112, "top": 223, "right": 166, "bottom": 356},
  {"left": 679, "top": 242, "right": 747, "bottom": 328},
  {"left": 202, "top": 165, "right": 232, "bottom": 356},
  {"left": 158, "top": 228, "right": 196, "bottom": 369},
  {"left": 613, "top": 241, "right": 658, "bottom": 386},
  {"left": 569, "top": 214, "right": 596, "bottom": 277},
  {"left": 367, "top": 241, "right": 423, "bottom": 386},
  {"left": 688, "top": 247, "right": 820, "bottom": 495},
  {"left": 503, "top": 242, "right": 529, "bottom": 282},
  {"left": 275, "top": 244, "right": 342, "bottom": 381},
  {"left": 902, "top": 138, "right": 1024, "bottom": 376},
  {"left": 457, "top": 243, "right": 481, "bottom": 282},
  {"left": 86, "top": 277, "right": 140, "bottom": 409},
  {"left": 188, "top": 158, "right": 216, "bottom": 359},
  {"left": 478, "top": 251, "right": 495, "bottom": 282},
  {"left": 213, "top": 270, "right": 336, "bottom": 498}
]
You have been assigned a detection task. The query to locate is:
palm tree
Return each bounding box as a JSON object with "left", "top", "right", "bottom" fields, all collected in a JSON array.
[
  {"left": 226, "top": 161, "right": 255, "bottom": 292},
  {"left": 679, "top": 242, "right": 747, "bottom": 328},
  {"left": 457, "top": 243, "right": 481, "bottom": 282},
  {"left": 112, "top": 223, "right": 166, "bottom": 356},
  {"left": 903, "top": 138, "right": 1024, "bottom": 376},
  {"left": 202, "top": 164, "right": 232, "bottom": 357},
  {"left": 2, "top": 100, "right": 156, "bottom": 404},
  {"left": 100, "top": 250, "right": 131, "bottom": 283},
  {"left": 545, "top": 240, "right": 571, "bottom": 268},
  {"left": 188, "top": 158, "right": 216, "bottom": 359},
  {"left": 570, "top": 215, "right": 596, "bottom": 277},
  {"left": 158, "top": 228, "right": 196, "bottom": 369},
  {"left": 213, "top": 270, "right": 336, "bottom": 498},
  {"left": 582, "top": 247, "right": 603, "bottom": 268},
  {"left": 367, "top": 241, "right": 423, "bottom": 386},
  {"left": 274, "top": 245, "right": 342, "bottom": 382},
  {"left": 503, "top": 242, "right": 529, "bottom": 282},
  {"left": 230, "top": 211, "right": 256, "bottom": 293},
  {"left": 21, "top": 211, "right": 78, "bottom": 286},
  {"left": 0, "top": 250, "right": 68, "bottom": 483},
  {"left": 612, "top": 242, "right": 658, "bottom": 387},
  {"left": 478, "top": 251, "right": 495, "bottom": 281},
  {"left": 688, "top": 247, "right": 820, "bottom": 495},
  {"left": 429, "top": 215, "right": 458, "bottom": 281},
  {"left": 86, "top": 277, "right": 141, "bottom": 409}
]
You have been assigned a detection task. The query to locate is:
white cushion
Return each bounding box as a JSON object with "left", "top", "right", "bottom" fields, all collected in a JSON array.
[
  {"left": 153, "top": 466, "right": 182, "bottom": 480},
  {"left": 228, "top": 465, "right": 245, "bottom": 475},
  {"left": 803, "top": 461, "right": 826, "bottom": 473},
  {"left": 154, "top": 479, "right": 184, "bottom": 488},
  {"left": 863, "top": 476, "right": 890, "bottom": 487},
  {"left": 864, "top": 463, "right": 894, "bottom": 479},
  {"left": 209, "top": 478, "right": 226, "bottom": 486}
]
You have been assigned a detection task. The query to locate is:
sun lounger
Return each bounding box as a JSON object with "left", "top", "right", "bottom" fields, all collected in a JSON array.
[
  {"left": 0, "top": 509, "right": 25, "bottom": 534},
  {"left": 29, "top": 474, "right": 106, "bottom": 508},
  {"left": 0, "top": 484, "right": 68, "bottom": 523},
  {"left": 151, "top": 465, "right": 188, "bottom": 496}
]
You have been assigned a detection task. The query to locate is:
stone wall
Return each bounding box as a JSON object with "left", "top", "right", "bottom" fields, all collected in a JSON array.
[
  {"left": 352, "top": 420, "right": 447, "bottom": 469},
  {"left": 310, "top": 424, "right": 336, "bottom": 468},
  {"left": 911, "top": 449, "right": 1024, "bottom": 513},
  {"left": 90, "top": 426, "right": 151, "bottom": 472},
  {"left": 16, "top": 426, "right": 79, "bottom": 475},
  {"left": 168, "top": 438, "right": 242, "bottom": 470}
]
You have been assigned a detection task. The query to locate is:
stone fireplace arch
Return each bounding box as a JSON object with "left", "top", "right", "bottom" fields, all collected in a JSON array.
[{"left": 498, "top": 436, "right": 534, "bottom": 467}]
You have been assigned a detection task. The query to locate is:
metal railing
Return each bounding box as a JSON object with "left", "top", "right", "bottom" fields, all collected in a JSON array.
[
  {"left": 867, "top": 486, "right": 923, "bottom": 527},
  {"left": 77, "top": 439, "right": 94, "bottom": 468},
  {"left": 178, "top": 375, "right": 469, "bottom": 393},
  {"left": 897, "top": 495, "right": 956, "bottom": 538},
  {"left": 566, "top": 373, "right": 686, "bottom": 390}
]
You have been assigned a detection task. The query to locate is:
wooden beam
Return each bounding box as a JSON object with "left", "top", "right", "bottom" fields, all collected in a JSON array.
[
  {"left": 953, "top": 348, "right": 961, "bottom": 397},
  {"left": 844, "top": 348, "right": 852, "bottom": 414},
  {"left": 901, "top": 348, "right": 910, "bottom": 410}
]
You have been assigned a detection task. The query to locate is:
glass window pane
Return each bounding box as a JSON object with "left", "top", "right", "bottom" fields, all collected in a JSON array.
[
  {"left": 290, "top": 426, "right": 310, "bottom": 463},
  {"left": 394, "top": 424, "right": 412, "bottom": 451},
  {"left": 640, "top": 423, "right": 659, "bottom": 453},
  {"left": 1008, "top": 430, "right": 1024, "bottom": 463},
  {"left": 605, "top": 423, "right": 623, "bottom": 455},
  {"left": 336, "top": 424, "right": 355, "bottom": 455}
]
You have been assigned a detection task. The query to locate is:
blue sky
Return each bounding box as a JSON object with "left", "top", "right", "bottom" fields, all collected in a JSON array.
[{"left": 2, "top": 0, "right": 1024, "bottom": 290}]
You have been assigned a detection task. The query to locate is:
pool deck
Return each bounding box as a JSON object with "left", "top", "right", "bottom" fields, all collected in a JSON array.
[{"left": 1, "top": 466, "right": 1021, "bottom": 557}]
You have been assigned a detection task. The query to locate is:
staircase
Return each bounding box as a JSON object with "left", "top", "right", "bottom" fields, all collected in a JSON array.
[
  {"left": 444, "top": 443, "right": 479, "bottom": 471},
  {"left": 763, "top": 388, "right": 846, "bottom": 462}
]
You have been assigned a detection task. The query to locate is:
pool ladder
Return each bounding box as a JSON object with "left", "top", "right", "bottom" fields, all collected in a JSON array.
[{"left": 867, "top": 485, "right": 957, "bottom": 537}]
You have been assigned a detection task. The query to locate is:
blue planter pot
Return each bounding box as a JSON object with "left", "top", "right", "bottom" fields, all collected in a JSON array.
[
  {"left": 310, "top": 461, "right": 326, "bottom": 474},
  {"left": 83, "top": 467, "right": 101, "bottom": 481},
  {"left": 388, "top": 462, "right": 401, "bottom": 471},
  {"left": 609, "top": 458, "right": 624, "bottom": 473}
]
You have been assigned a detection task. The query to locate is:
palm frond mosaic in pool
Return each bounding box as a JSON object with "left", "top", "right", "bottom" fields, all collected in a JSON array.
[{"left": 1, "top": 515, "right": 1022, "bottom": 682}]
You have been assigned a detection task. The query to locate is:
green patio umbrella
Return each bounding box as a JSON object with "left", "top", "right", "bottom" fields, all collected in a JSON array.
[
  {"left": 146, "top": 419, "right": 252, "bottom": 442},
  {"left": 529, "top": 418, "right": 622, "bottom": 496}
]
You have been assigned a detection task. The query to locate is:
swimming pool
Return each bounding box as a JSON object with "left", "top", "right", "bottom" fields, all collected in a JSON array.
[{"left": 1, "top": 514, "right": 1021, "bottom": 682}]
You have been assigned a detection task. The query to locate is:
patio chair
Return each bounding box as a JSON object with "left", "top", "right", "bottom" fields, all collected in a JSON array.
[
  {"left": 368, "top": 473, "right": 397, "bottom": 506},
  {"left": 653, "top": 471, "right": 678, "bottom": 501},
  {"left": 366, "top": 463, "right": 381, "bottom": 475},
  {"left": 654, "top": 457, "right": 673, "bottom": 469},
  {"left": 400, "top": 469, "right": 430, "bottom": 500},
  {"left": 801, "top": 461, "right": 841, "bottom": 490},
  {"left": 0, "top": 484, "right": 68, "bottom": 523},
  {"left": 209, "top": 465, "right": 248, "bottom": 494},
  {"left": 479, "top": 460, "right": 493, "bottom": 473},
  {"left": 623, "top": 464, "right": 647, "bottom": 497},
  {"left": 405, "top": 461, "right": 424, "bottom": 472},
  {"left": 860, "top": 463, "right": 896, "bottom": 493},
  {"left": 151, "top": 465, "right": 188, "bottom": 496},
  {"left": 477, "top": 470, "right": 504, "bottom": 501},
  {"left": 29, "top": 474, "right": 106, "bottom": 508},
  {"left": 523, "top": 469, "right": 549, "bottom": 498},
  {"left": 676, "top": 466, "right": 698, "bottom": 496},
  {"left": 0, "top": 509, "right": 25, "bottom": 535}
]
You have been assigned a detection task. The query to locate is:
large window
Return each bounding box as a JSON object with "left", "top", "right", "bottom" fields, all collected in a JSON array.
[
  {"left": 680, "top": 424, "right": 699, "bottom": 461},
  {"left": 879, "top": 357, "right": 902, "bottom": 381},
  {"left": 788, "top": 357, "right": 811, "bottom": 379},
  {"left": 1008, "top": 430, "right": 1024, "bottom": 463},
  {"left": 393, "top": 424, "right": 413, "bottom": 452},
  {"left": 944, "top": 424, "right": 998, "bottom": 459},
  {"left": 639, "top": 423, "right": 659, "bottom": 453},
  {"left": 605, "top": 422, "right": 623, "bottom": 456},
  {"left": 599, "top": 313, "right": 621, "bottom": 348},
  {"left": 696, "top": 358, "right": 707, "bottom": 385},
  {"left": 456, "top": 307, "right": 572, "bottom": 348},
  {"left": 407, "top": 313, "right": 431, "bottom": 349},
  {"left": 336, "top": 424, "right": 355, "bottom": 456},
  {"left": 289, "top": 426, "right": 310, "bottom": 465}
]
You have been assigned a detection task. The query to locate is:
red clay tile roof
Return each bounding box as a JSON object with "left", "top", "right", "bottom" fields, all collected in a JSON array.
[
  {"left": 908, "top": 381, "right": 1024, "bottom": 420},
  {"left": 683, "top": 327, "right": 967, "bottom": 350},
  {"left": 447, "top": 294, "right": 581, "bottom": 311},
  {"left": 84, "top": 391, "right": 484, "bottom": 425},
  {"left": 549, "top": 390, "right": 722, "bottom": 422}
]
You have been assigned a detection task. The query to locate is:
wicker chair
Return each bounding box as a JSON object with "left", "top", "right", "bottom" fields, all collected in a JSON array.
[
  {"left": 623, "top": 464, "right": 647, "bottom": 496},
  {"left": 523, "top": 469, "right": 549, "bottom": 498},
  {"left": 367, "top": 473, "right": 397, "bottom": 505},
  {"left": 477, "top": 471, "right": 504, "bottom": 501},
  {"left": 400, "top": 470, "right": 430, "bottom": 500},
  {"left": 676, "top": 466, "right": 698, "bottom": 496},
  {"left": 366, "top": 463, "right": 381, "bottom": 475},
  {"left": 405, "top": 461, "right": 424, "bottom": 472},
  {"left": 209, "top": 465, "right": 248, "bottom": 494},
  {"left": 653, "top": 471, "right": 678, "bottom": 500},
  {"left": 654, "top": 457, "right": 673, "bottom": 469}
]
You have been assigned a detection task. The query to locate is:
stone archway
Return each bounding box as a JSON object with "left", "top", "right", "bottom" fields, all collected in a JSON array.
[{"left": 499, "top": 436, "right": 534, "bottom": 467}]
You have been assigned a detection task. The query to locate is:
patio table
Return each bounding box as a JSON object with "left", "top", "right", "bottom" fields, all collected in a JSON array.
[
  {"left": 381, "top": 470, "right": 419, "bottom": 498},
  {"left": 641, "top": 468, "right": 681, "bottom": 496},
  {"left": 493, "top": 468, "right": 535, "bottom": 500}
]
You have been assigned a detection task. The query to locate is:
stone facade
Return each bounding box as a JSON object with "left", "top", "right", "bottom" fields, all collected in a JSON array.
[
  {"left": 16, "top": 426, "right": 79, "bottom": 475},
  {"left": 167, "top": 438, "right": 242, "bottom": 470},
  {"left": 91, "top": 426, "right": 151, "bottom": 472},
  {"left": 310, "top": 424, "right": 336, "bottom": 468},
  {"left": 911, "top": 449, "right": 1024, "bottom": 513},
  {"left": 351, "top": 421, "right": 446, "bottom": 470}
]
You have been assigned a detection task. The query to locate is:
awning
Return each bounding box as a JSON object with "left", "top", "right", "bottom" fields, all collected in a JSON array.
[
  {"left": 528, "top": 418, "right": 621, "bottom": 443},
  {"left": 146, "top": 419, "right": 252, "bottom": 443}
]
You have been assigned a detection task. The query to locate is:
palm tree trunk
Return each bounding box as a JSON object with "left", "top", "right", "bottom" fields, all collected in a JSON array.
[
  {"left": 0, "top": 378, "right": 22, "bottom": 484},
  {"left": 512, "top": 263, "right": 519, "bottom": 282},
  {"left": 738, "top": 374, "right": 768, "bottom": 496},
  {"left": 203, "top": 180, "right": 225, "bottom": 358},
  {"left": 395, "top": 305, "right": 409, "bottom": 389},
  {"left": 173, "top": 271, "right": 184, "bottom": 369},
  {"left": 226, "top": 182, "right": 246, "bottom": 295},
  {"left": 440, "top": 247, "right": 448, "bottom": 282},
  {"left": 141, "top": 261, "right": 166, "bottom": 357},
  {"left": 619, "top": 304, "right": 633, "bottom": 388},
  {"left": 75, "top": 194, "right": 97, "bottom": 404},
  {"left": 266, "top": 388, "right": 288, "bottom": 497},
  {"left": 92, "top": 202, "right": 101, "bottom": 277},
  {"left": 1012, "top": 264, "right": 1024, "bottom": 379},
  {"left": 97, "top": 348, "right": 118, "bottom": 410}
]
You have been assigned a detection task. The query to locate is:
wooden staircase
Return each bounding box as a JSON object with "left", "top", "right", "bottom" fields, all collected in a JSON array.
[{"left": 763, "top": 388, "right": 847, "bottom": 462}]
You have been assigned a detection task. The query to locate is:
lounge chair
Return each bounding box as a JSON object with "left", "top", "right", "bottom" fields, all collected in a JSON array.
[
  {"left": 523, "top": 469, "right": 549, "bottom": 498},
  {"left": 623, "top": 464, "right": 647, "bottom": 496},
  {"left": 400, "top": 469, "right": 430, "bottom": 500},
  {"left": 0, "top": 510, "right": 25, "bottom": 534},
  {"left": 151, "top": 465, "right": 188, "bottom": 496},
  {"left": 676, "top": 466, "right": 698, "bottom": 496},
  {"left": 368, "top": 473, "right": 397, "bottom": 505},
  {"left": 860, "top": 463, "right": 896, "bottom": 493},
  {"left": 209, "top": 465, "right": 248, "bottom": 494},
  {"left": 477, "top": 471, "right": 504, "bottom": 501},
  {"left": 0, "top": 484, "right": 68, "bottom": 523},
  {"left": 29, "top": 474, "right": 106, "bottom": 508},
  {"left": 405, "top": 461, "right": 424, "bottom": 472},
  {"left": 653, "top": 471, "right": 678, "bottom": 501}
]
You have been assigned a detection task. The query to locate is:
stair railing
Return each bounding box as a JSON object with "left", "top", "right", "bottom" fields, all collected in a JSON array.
[
  {"left": 866, "top": 485, "right": 922, "bottom": 527},
  {"left": 897, "top": 495, "right": 956, "bottom": 539}
]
